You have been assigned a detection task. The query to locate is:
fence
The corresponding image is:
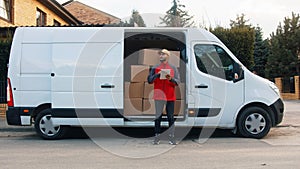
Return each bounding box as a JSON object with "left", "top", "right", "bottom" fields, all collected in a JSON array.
[
  {"left": 274, "top": 76, "right": 300, "bottom": 100},
  {"left": 0, "top": 104, "right": 6, "bottom": 118},
  {"left": 0, "top": 80, "right": 6, "bottom": 117}
]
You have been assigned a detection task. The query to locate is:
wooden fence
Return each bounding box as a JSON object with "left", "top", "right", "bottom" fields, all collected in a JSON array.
[
  {"left": 0, "top": 80, "right": 6, "bottom": 117},
  {"left": 274, "top": 76, "right": 300, "bottom": 100},
  {"left": 0, "top": 104, "right": 6, "bottom": 118}
]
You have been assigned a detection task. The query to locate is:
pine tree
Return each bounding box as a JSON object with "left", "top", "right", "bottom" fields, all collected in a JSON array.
[
  {"left": 0, "top": 29, "right": 13, "bottom": 80},
  {"left": 266, "top": 35, "right": 296, "bottom": 78},
  {"left": 0, "top": 40, "right": 12, "bottom": 80},
  {"left": 230, "top": 13, "right": 251, "bottom": 28},
  {"left": 253, "top": 26, "right": 269, "bottom": 77},
  {"left": 129, "top": 10, "right": 146, "bottom": 27},
  {"left": 160, "top": 0, "right": 194, "bottom": 27},
  {"left": 266, "top": 12, "right": 300, "bottom": 78}
]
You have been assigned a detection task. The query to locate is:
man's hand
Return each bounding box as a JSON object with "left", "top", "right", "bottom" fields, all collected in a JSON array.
[
  {"left": 234, "top": 73, "right": 239, "bottom": 79},
  {"left": 166, "top": 74, "right": 172, "bottom": 81}
]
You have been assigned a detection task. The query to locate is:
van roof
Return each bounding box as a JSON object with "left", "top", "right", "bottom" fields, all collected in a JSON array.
[{"left": 15, "top": 27, "right": 221, "bottom": 44}]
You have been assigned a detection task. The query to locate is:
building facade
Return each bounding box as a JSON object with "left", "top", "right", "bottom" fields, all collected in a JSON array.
[{"left": 0, "top": 0, "right": 80, "bottom": 27}]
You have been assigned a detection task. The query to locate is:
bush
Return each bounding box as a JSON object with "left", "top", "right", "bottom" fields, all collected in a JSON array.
[
  {"left": 211, "top": 27, "right": 255, "bottom": 69},
  {"left": 0, "top": 40, "right": 12, "bottom": 80}
]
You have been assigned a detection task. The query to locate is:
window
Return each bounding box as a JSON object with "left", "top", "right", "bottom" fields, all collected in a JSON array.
[
  {"left": 53, "top": 19, "right": 61, "bottom": 26},
  {"left": 194, "top": 44, "right": 237, "bottom": 81},
  {"left": 0, "top": 0, "right": 12, "bottom": 21},
  {"left": 36, "top": 8, "right": 46, "bottom": 26}
]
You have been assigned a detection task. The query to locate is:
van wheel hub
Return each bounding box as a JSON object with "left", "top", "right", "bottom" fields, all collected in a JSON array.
[
  {"left": 245, "top": 113, "right": 266, "bottom": 135},
  {"left": 39, "top": 115, "right": 60, "bottom": 136}
]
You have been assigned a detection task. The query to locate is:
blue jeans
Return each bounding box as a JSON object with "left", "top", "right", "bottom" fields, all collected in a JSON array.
[{"left": 154, "top": 100, "right": 175, "bottom": 136}]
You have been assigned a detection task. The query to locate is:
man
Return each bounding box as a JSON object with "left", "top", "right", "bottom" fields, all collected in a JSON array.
[{"left": 147, "top": 49, "right": 180, "bottom": 145}]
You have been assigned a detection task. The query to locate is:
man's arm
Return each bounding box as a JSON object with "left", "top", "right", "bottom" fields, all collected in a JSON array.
[
  {"left": 147, "top": 67, "right": 160, "bottom": 84},
  {"left": 169, "top": 65, "right": 180, "bottom": 85}
]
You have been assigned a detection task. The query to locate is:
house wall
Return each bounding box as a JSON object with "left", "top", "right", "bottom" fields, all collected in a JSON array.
[{"left": 0, "top": 0, "right": 69, "bottom": 26}]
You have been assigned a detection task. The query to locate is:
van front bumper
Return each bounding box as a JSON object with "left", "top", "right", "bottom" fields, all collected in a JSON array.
[{"left": 270, "top": 99, "right": 284, "bottom": 126}]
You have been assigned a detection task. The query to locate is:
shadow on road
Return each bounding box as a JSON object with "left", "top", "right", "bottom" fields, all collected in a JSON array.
[
  {"left": 0, "top": 118, "right": 238, "bottom": 140},
  {"left": 63, "top": 127, "right": 237, "bottom": 140}
]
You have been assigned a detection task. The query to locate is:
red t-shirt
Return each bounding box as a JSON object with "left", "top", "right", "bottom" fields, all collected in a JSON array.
[{"left": 148, "top": 62, "right": 180, "bottom": 101}]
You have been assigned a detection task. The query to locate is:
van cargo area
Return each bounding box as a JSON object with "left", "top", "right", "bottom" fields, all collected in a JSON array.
[{"left": 123, "top": 31, "right": 187, "bottom": 121}]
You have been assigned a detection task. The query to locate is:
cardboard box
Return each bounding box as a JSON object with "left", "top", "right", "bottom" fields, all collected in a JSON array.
[
  {"left": 138, "top": 49, "right": 181, "bottom": 67},
  {"left": 142, "top": 99, "right": 185, "bottom": 116},
  {"left": 143, "top": 82, "right": 154, "bottom": 99},
  {"left": 123, "top": 98, "right": 143, "bottom": 116},
  {"left": 124, "top": 82, "right": 144, "bottom": 98},
  {"left": 138, "top": 49, "right": 160, "bottom": 66},
  {"left": 175, "top": 83, "right": 185, "bottom": 100},
  {"left": 169, "top": 51, "right": 181, "bottom": 68},
  {"left": 142, "top": 99, "right": 156, "bottom": 115},
  {"left": 131, "top": 65, "right": 150, "bottom": 82}
]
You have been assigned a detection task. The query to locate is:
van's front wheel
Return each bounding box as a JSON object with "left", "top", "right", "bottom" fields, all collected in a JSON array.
[
  {"left": 34, "top": 109, "right": 68, "bottom": 139},
  {"left": 237, "top": 107, "right": 272, "bottom": 139}
]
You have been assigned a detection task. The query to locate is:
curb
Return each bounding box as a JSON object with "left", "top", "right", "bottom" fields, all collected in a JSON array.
[{"left": 0, "top": 117, "right": 35, "bottom": 137}]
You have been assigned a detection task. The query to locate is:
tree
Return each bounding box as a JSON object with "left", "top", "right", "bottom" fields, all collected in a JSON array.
[
  {"left": 129, "top": 10, "right": 146, "bottom": 27},
  {"left": 0, "top": 29, "right": 13, "bottom": 80},
  {"left": 266, "top": 35, "right": 296, "bottom": 78},
  {"left": 253, "top": 26, "right": 269, "bottom": 77},
  {"left": 230, "top": 13, "right": 251, "bottom": 28},
  {"left": 211, "top": 14, "right": 255, "bottom": 69},
  {"left": 0, "top": 40, "right": 12, "bottom": 80},
  {"left": 266, "top": 12, "right": 300, "bottom": 78},
  {"left": 212, "top": 27, "right": 255, "bottom": 68},
  {"left": 160, "top": 0, "right": 194, "bottom": 27}
]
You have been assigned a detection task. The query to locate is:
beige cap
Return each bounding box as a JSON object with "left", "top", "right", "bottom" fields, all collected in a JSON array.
[{"left": 158, "top": 49, "right": 170, "bottom": 56}]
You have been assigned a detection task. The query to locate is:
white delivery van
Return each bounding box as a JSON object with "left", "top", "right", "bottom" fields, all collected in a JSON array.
[{"left": 6, "top": 27, "right": 284, "bottom": 139}]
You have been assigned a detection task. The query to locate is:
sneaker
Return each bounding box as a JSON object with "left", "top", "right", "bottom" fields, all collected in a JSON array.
[
  {"left": 169, "top": 135, "right": 176, "bottom": 145},
  {"left": 169, "top": 140, "right": 176, "bottom": 145},
  {"left": 153, "top": 134, "right": 160, "bottom": 145}
]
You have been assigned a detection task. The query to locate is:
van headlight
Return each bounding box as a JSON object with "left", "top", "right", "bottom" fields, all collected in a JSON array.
[{"left": 269, "top": 82, "right": 280, "bottom": 96}]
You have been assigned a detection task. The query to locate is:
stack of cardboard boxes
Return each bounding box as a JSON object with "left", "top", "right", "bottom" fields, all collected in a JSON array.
[{"left": 124, "top": 49, "right": 185, "bottom": 116}]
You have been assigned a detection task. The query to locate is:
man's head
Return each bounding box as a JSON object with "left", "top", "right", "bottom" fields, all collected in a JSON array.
[{"left": 158, "top": 49, "right": 170, "bottom": 63}]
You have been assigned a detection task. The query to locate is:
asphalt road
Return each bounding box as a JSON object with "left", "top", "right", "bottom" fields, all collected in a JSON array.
[{"left": 0, "top": 100, "right": 299, "bottom": 169}]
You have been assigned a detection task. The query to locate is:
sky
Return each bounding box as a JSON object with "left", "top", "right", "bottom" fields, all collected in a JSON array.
[{"left": 57, "top": 0, "right": 300, "bottom": 39}]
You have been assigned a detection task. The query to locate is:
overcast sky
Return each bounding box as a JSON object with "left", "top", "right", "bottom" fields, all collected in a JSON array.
[{"left": 58, "top": 0, "right": 300, "bottom": 38}]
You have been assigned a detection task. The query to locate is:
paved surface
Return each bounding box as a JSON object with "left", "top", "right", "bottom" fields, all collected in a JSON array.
[{"left": 0, "top": 100, "right": 299, "bottom": 169}]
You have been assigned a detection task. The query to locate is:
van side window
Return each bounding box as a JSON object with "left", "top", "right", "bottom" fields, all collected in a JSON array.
[{"left": 194, "top": 44, "right": 236, "bottom": 81}]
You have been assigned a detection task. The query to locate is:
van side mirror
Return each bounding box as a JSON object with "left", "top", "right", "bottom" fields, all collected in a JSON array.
[{"left": 232, "top": 63, "right": 244, "bottom": 83}]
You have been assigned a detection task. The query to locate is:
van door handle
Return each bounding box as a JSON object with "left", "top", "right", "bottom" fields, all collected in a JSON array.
[
  {"left": 101, "top": 84, "right": 115, "bottom": 88},
  {"left": 195, "top": 84, "right": 208, "bottom": 88}
]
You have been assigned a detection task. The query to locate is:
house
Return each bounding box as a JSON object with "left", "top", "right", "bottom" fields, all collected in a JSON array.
[
  {"left": 0, "top": 0, "right": 81, "bottom": 27},
  {"left": 62, "top": 0, "right": 121, "bottom": 25}
]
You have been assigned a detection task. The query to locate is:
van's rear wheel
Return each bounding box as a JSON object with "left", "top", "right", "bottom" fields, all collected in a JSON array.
[
  {"left": 34, "top": 108, "right": 68, "bottom": 140},
  {"left": 237, "top": 107, "right": 271, "bottom": 139}
]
